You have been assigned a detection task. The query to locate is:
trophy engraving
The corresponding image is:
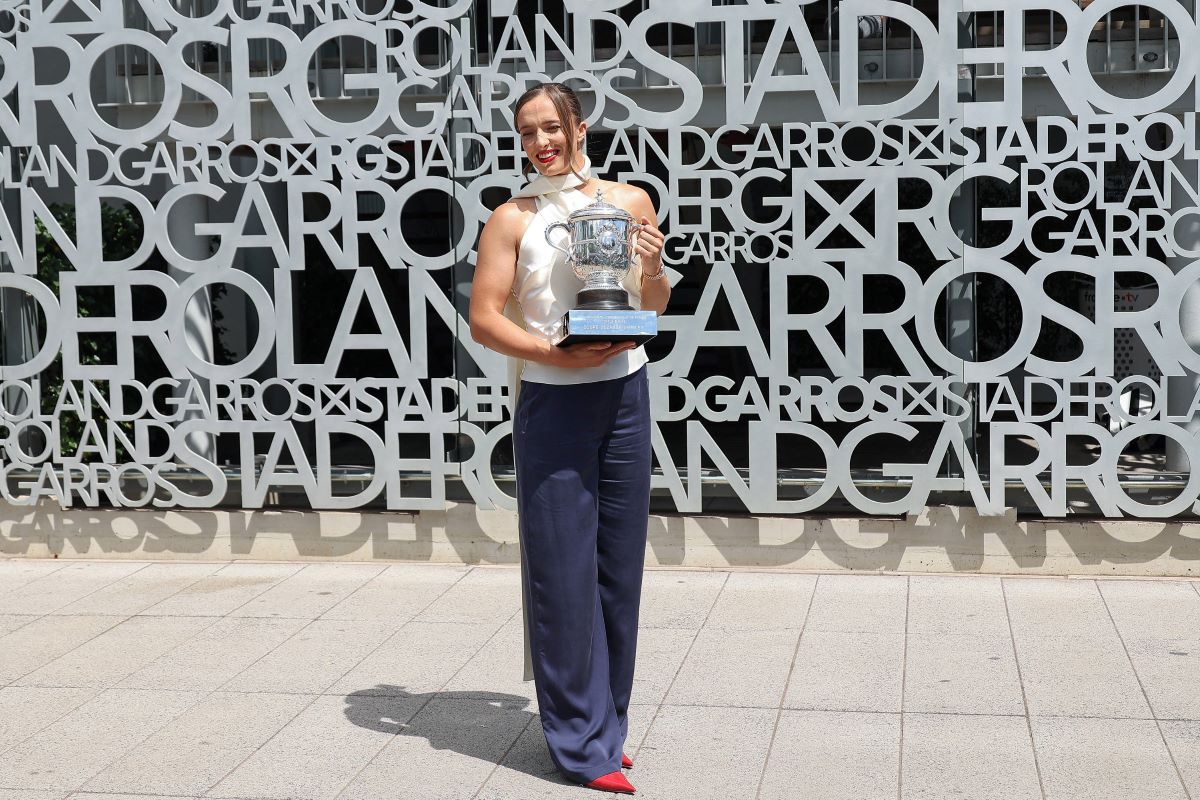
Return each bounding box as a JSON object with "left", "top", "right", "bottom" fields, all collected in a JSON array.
[{"left": 544, "top": 188, "right": 658, "bottom": 347}]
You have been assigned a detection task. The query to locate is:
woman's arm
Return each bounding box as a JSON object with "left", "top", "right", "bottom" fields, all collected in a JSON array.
[
  {"left": 469, "top": 202, "right": 636, "bottom": 368},
  {"left": 627, "top": 188, "right": 671, "bottom": 315}
]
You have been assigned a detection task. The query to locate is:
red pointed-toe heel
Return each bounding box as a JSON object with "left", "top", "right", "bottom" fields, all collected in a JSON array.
[
  {"left": 621, "top": 752, "right": 633, "bottom": 769},
  {"left": 585, "top": 770, "right": 636, "bottom": 794}
]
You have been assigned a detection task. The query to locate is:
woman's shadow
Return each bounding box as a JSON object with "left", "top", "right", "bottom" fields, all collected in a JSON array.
[{"left": 343, "top": 685, "right": 568, "bottom": 783}]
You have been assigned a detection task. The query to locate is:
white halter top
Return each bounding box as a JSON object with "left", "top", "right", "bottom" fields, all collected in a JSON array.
[{"left": 507, "top": 185, "right": 649, "bottom": 385}]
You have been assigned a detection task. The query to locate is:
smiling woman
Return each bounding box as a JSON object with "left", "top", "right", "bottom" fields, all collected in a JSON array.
[
  {"left": 514, "top": 86, "right": 586, "bottom": 181},
  {"left": 467, "top": 81, "right": 669, "bottom": 795}
]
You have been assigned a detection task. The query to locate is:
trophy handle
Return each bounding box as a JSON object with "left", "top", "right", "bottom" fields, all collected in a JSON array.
[{"left": 544, "top": 221, "right": 572, "bottom": 259}]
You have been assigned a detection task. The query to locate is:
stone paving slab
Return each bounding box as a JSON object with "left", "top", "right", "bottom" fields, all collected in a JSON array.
[
  {"left": 118, "top": 617, "right": 306, "bottom": 693},
  {"left": 0, "top": 687, "right": 203, "bottom": 791},
  {"left": 81, "top": 692, "right": 313, "bottom": 796},
  {"left": 783, "top": 629, "right": 906, "bottom": 712},
  {"left": 0, "top": 560, "right": 1196, "bottom": 799},
  {"left": 0, "top": 559, "right": 65, "bottom": 596},
  {"left": 631, "top": 705, "right": 778, "bottom": 800},
  {"left": 0, "top": 615, "right": 37, "bottom": 638},
  {"left": 903, "top": 631, "right": 1025, "bottom": 716},
  {"left": 14, "top": 615, "right": 217, "bottom": 689},
  {"left": 443, "top": 619, "right": 537, "bottom": 702},
  {"left": 902, "top": 713, "right": 1042, "bottom": 800},
  {"left": 139, "top": 563, "right": 304, "bottom": 617},
  {"left": 1161, "top": 720, "right": 1200, "bottom": 795},
  {"left": 0, "top": 615, "right": 125, "bottom": 685},
  {"left": 758, "top": 710, "right": 900, "bottom": 800},
  {"left": 1011, "top": 632, "right": 1152, "bottom": 718},
  {"left": 0, "top": 562, "right": 144, "bottom": 615},
  {"left": 48, "top": 562, "right": 224, "bottom": 616},
  {"left": 1030, "top": 716, "right": 1189, "bottom": 800},
  {"left": 906, "top": 574, "right": 1010, "bottom": 637},
  {"left": 664, "top": 627, "right": 799, "bottom": 708}
]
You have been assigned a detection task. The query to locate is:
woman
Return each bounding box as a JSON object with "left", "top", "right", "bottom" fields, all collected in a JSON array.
[{"left": 469, "top": 82, "right": 670, "bottom": 795}]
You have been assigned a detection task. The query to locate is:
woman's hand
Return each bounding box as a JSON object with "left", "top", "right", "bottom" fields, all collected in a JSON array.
[
  {"left": 549, "top": 341, "right": 638, "bottom": 369},
  {"left": 624, "top": 190, "right": 669, "bottom": 314},
  {"left": 635, "top": 216, "right": 665, "bottom": 273}
]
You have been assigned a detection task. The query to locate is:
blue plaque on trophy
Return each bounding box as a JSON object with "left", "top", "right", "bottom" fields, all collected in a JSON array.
[
  {"left": 555, "top": 309, "right": 658, "bottom": 346},
  {"left": 545, "top": 189, "right": 658, "bottom": 348}
]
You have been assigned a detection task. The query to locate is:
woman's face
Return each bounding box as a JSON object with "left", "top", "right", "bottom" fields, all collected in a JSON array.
[{"left": 516, "top": 93, "right": 585, "bottom": 177}]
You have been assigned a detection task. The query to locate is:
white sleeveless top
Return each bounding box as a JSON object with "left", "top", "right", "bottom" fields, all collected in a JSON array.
[{"left": 509, "top": 186, "right": 649, "bottom": 385}]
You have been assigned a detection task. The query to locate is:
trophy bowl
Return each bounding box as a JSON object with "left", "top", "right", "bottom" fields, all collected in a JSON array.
[
  {"left": 545, "top": 189, "right": 641, "bottom": 310},
  {"left": 543, "top": 188, "right": 658, "bottom": 347}
]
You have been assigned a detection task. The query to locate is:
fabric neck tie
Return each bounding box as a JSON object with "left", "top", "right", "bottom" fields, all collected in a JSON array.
[{"left": 512, "top": 154, "right": 593, "bottom": 216}]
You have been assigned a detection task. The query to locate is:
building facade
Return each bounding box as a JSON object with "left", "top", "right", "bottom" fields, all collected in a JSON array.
[{"left": 0, "top": 0, "right": 1198, "bottom": 544}]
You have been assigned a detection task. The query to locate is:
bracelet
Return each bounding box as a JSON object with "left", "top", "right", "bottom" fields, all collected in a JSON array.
[{"left": 642, "top": 263, "right": 666, "bottom": 280}]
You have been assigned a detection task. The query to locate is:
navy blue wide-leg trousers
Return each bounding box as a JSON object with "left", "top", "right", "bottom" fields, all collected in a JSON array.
[{"left": 513, "top": 366, "right": 651, "bottom": 784}]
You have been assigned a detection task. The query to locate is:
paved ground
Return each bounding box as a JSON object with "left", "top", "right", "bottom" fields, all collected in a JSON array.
[{"left": 0, "top": 560, "right": 1197, "bottom": 800}]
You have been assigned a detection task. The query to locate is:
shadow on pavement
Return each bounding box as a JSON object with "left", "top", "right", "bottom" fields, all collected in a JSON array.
[{"left": 343, "top": 685, "right": 570, "bottom": 784}]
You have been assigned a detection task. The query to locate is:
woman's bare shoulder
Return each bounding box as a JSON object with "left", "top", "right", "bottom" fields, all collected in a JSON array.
[
  {"left": 597, "top": 180, "right": 653, "bottom": 213},
  {"left": 489, "top": 196, "right": 538, "bottom": 220},
  {"left": 484, "top": 197, "right": 539, "bottom": 238}
]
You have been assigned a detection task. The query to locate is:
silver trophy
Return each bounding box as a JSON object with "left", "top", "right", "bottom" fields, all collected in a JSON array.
[{"left": 544, "top": 188, "right": 657, "bottom": 346}]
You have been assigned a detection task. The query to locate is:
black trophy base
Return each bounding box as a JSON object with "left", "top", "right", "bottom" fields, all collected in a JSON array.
[
  {"left": 576, "top": 287, "right": 633, "bottom": 311},
  {"left": 554, "top": 309, "right": 657, "bottom": 347}
]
